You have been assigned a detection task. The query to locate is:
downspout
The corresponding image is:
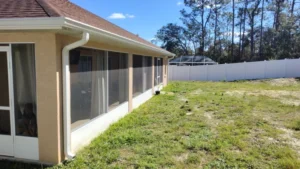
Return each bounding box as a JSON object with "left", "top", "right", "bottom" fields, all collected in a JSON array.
[{"left": 62, "top": 32, "right": 90, "bottom": 159}]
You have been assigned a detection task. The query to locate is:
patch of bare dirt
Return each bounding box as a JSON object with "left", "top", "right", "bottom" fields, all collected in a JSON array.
[
  {"left": 174, "top": 153, "right": 189, "bottom": 162},
  {"left": 246, "top": 78, "right": 300, "bottom": 86},
  {"left": 191, "top": 89, "right": 203, "bottom": 95},
  {"left": 161, "top": 91, "right": 175, "bottom": 96},
  {"left": 226, "top": 90, "right": 300, "bottom": 106},
  {"left": 253, "top": 112, "right": 300, "bottom": 155},
  {"left": 278, "top": 127, "right": 300, "bottom": 155},
  {"left": 204, "top": 112, "right": 213, "bottom": 120},
  {"left": 203, "top": 111, "right": 222, "bottom": 131},
  {"left": 268, "top": 78, "right": 300, "bottom": 86}
]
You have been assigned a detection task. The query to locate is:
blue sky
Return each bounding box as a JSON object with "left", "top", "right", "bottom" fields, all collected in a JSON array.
[{"left": 70, "top": 0, "right": 184, "bottom": 42}]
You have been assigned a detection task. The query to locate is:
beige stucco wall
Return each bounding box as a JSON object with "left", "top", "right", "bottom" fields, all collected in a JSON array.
[
  {"left": 128, "top": 54, "right": 133, "bottom": 112},
  {"left": 0, "top": 31, "right": 63, "bottom": 164},
  {"left": 163, "top": 58, "right": 168, "bottom": 86},
  {"left": 55, "top": 33, "right": 169, "bottom": 161},
  {"left": 0, "top": 32, "right": 169, "bottom": 164}
]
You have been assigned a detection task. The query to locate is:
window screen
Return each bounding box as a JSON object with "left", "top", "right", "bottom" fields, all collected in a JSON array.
[
  {"left": 70, "top": 48, "right": 107, "bottom": 129},
  {"left": 154, "top": 57, "right": 163, "bottom": 86},
  {"left": 133, "top": 55, "right": 153, "bottom": 97},
  {"left": 133, "top": 55, "right": 143, "bottom": 97},
  {"left": 144, "top": 56, "right": 153, "bottom": 91},
  {"left": 108, "top": 52, "right": 128, "bottom": 111}
]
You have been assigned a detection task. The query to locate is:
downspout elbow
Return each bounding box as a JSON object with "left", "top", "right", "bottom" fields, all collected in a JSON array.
[{"left": 62, "top": 32, "right": 90, "bottom": 160}]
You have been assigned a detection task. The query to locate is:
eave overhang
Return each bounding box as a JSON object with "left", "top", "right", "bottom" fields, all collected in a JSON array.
[{"left": 0, "top": 17, "right": 175, "bottom": 57}]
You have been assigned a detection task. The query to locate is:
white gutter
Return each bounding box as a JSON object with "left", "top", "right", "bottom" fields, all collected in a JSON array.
[
  {"left": 63, "top": 17, "right": 175, "bottom": 57},
  {"left": 0, "top": 17, "right": 175, "bottom": 57},
  {"left": 62, "top": 32, "right": 90, "bottom": 159}
]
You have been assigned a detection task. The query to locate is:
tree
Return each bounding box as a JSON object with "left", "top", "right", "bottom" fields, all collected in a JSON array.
[
  {"left": 259, "top": 0, "right": 266, "bottom": 58},
  {"left": 155, "top": 0, "right": 300, "bottom": 62},
  {"left": 237, "top": 8, "right": 244, "bottom": 58},
  {"left": 247, "top": 0, "right": 261, "bottom": 59},
  {"left": 241, "top": 0, "right": 248, "bottom": 59},
  {"left": 181, "top": 0, "right": 213, "bottom": 55},
  {"left": 231, "top": 0, "right": 235, "bottom": 62},
  {"left": 156, "top": 23, "right": 192, "bottom": 56}
]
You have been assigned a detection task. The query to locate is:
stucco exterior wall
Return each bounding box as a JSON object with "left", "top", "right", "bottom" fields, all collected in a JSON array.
[
  {"left": 55, "top": 33, "right": 169, "bottom": 159},
  {"left": 0, "top": 31, "right": 63, "bottom": 164},
  {"left": 163, "top": 58, "right": 169, "bottom": 86},
  {"left": 0, "top": 32, "right": 169, "bottom": 164}
]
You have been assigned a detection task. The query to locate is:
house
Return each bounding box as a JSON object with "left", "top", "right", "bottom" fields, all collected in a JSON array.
[
  {"left": 169, "top": 55, "right": 217, "bottom": 66},
  {"left": 0, "top": 0, "right": 174, "bottom": 164}
]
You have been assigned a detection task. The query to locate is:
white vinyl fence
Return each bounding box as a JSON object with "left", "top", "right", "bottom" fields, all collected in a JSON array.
[{"left": 168, "top": 58, "right": 300, "bottom": 81}]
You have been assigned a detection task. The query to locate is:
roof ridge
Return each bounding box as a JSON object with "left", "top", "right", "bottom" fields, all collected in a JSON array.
[{"left": 35, "top": 0, "right": 61, "bottom": 17}]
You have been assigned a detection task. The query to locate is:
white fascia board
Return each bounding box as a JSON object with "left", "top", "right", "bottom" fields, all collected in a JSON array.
[
  {"left": 63, "top": 17, "right": 175, "bottom": 57},
  {"left": 0, "top": 17, "right": 65, "bottom": 30},
  {"left": 0, "top": 17, "right": 175, "bottom": 57}
]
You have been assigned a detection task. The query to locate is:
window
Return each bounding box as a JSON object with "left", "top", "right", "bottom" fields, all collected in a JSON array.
[
  {"left": 133, "top": 55, "right": 143, "bottom": 97},
  {"left": 108, "top": 52, "right": 128, "bottom": 111},
  {"left": 133, "top": 55, "right": 153, "bottom": 97},
  {"left": 70, "top": 48, "right": 107, "bottom": 129},
  {"left": 144, "top": 56, "right": 153, "bottom": 90},
  {"left": 12, "top": 44, "right": 37, "bottom": 137}
]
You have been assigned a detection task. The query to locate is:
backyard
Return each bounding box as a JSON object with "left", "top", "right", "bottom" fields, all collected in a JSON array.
[{"left": 2, "top": 79, "right": 300, "bottom": 169}]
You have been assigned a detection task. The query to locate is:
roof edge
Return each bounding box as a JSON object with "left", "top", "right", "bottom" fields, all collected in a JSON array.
[
  {"left": 63, "top": 17, "right": 175, "bottom": 57},
  {"left": 0, "top": 17, "right": 175, "bottom": 57}
]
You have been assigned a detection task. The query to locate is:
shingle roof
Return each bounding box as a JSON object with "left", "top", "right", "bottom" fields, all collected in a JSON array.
[
  {"left": 0, "top": 0, "right": 162, "bottom": 51},
  {"left": 0, "top": 0, "right": 49, "bottom": 18}
]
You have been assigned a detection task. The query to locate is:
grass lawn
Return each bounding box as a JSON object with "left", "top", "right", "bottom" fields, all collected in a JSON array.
[{"left": 1, "top": 78, "right": 300, "bottom": 169}]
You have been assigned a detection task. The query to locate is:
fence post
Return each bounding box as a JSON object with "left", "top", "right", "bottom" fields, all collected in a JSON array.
[
  {"left": 225, "top": 63, "right": 227, "bottom": 81},
  {"left": 264, "top": 60, "right": 267, "bottom": 79},
  {"left": 284, "top": 58, "right": 287, "bottom": 78},
  {"left": 244, "top": 61, "right": 247, "bottom": 79},
  {"left": 188, "top": 65, "right": 191, "bottom": 81},
  {"left": 206, "top": 64, "right": 208, "bottom": 81}
]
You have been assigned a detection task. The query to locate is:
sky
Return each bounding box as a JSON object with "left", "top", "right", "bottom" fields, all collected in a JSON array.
[{"left": 70, "top": 0, "right": 184, "bottom": 43}]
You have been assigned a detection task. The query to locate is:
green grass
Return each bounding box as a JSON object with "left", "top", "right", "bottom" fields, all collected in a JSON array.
[
  {"left": 288, "top": 120, "right": 300, "bottom": 131},
  {"left": 2, "top": 79, "right": 300, "bottom": 169}
]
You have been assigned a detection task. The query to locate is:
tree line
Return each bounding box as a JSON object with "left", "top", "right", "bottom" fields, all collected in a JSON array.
[{"left": 155, "top": 0, "right": 300, "bottom": 63}]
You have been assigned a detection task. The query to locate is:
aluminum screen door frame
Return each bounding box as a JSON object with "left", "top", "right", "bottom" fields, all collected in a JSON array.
[
  {"left": 0, "top": 45, "right": 39, "bottom": 160},
  {"left": 0, "top": 46, "right": 15, "bottom": 157}
]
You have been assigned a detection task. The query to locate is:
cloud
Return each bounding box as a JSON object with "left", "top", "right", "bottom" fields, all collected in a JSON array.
[
  {"left": 177, "top": 1, "right": 183, "bottom": 6},
  {"left": 149, "top": 38, "right": 157, "bottom": 41},
  {"left": 125, "top": 14, "right": 135, "bottom": 18},
  {"left": 108, "top": 13, "right": 135, "bottom": 19}
]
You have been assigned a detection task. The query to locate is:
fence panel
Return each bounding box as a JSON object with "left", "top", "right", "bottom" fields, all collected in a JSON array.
[
  {"left": 207, "top": 64, "right": 226, "bottom": 81},
  {"left": 174, "top": 66, "right": 190, "bottom": 81},
  {"left": 169, "top": 59, "right": 300, "bottom": 82},
  {"left": 245, "top": 61, "right": 265, "bottom": 80},
  {"left": 265, "top": 60, "right": 285, "bottom": 79},
  {"left": 190, "top": 65, "right": 207, "bottom": 81},
  {"left": 226, "top": 62, "right": 246, "bottom": 81},
  {"left": 286, "top": 59, "right": 300, "bottom": 78}
]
